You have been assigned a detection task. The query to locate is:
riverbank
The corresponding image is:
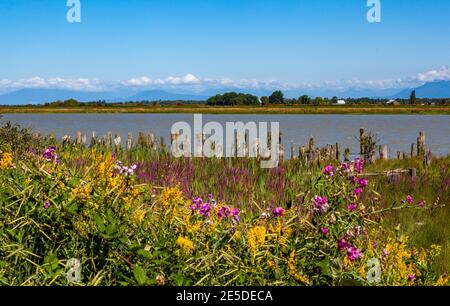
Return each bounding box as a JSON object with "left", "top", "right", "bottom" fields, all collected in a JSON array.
[{"left": 1, "top": 104, "right": 450, "bottom": 115}]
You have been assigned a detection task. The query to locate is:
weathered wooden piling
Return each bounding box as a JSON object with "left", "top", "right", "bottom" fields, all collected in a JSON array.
[
  {"left": 127, "top": 133, "right": 133, "bottom": 150},
  {"left": 344, "top": 148, "right": 350, "bottom": 162}
]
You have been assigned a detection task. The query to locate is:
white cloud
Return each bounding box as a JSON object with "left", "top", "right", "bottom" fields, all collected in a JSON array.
[
  {"left": 411, "top": 66, "right": 450, "bottom": 83},
  {"left": 1, "top": 66, "right": 449, "bottom": 94}
]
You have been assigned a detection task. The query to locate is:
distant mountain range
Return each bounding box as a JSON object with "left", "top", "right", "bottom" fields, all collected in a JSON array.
[{"left": 1, "top": 81, "right": 449, "bottom": 105}]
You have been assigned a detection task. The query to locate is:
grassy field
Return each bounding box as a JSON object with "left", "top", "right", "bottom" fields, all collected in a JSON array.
[
  {"left": 0, "top": 122, "right": 449, "bottom": 286},
  {"left": 1, "top": 104, "right": 450, "bottom": 115}
]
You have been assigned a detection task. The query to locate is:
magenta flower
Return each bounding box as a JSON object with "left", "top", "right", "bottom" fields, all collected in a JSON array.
[
  {"left": 199, "top": 203, "right": 211, "bottom": 217},
  {"left": 231, "top": 208, "right": 240, "bottom": 223},
  {"left": 321, "top": 228, "right": 329, "bottom": 236},
  {"left": 337, "top": 238, "right": 350, "bottom": 251},
  {"left": 418, "top": 200, "right": 426, "bottom": 208},
  {"left": 217, "top": 206, "right": 231, "bottom": 219},
  {"left": 353, "top": 188, "right": 363, "bottom": 196},
  {"left": 312, "top": 196, "right": 329, "bottom": 214},
  {"left": 406, "top": 195, "right": 413, "bottom": 204},
  {"left": 408, "top": 274, "right": 416, "bottom": 281},
  {"left": 323, "top": 165, "right": 334, "bottom": 177},
  {"left": 43, "top": 201, "right": 50, "bottom": 209},
  {"left": 357, "top": 178, "right": 368, "bottom": 188},
  {"left": 347, "top": 203, "right": 357, "bottom": 212},
  {"left": 347, "top": 247, "right": 363, "bottom": 261},
  {"left": 42, "top": 146, "right": 58, "bottom": 162},
  {"left": 272, "top": 207, "right": 285, "bottom": 217},
  {"left": 353, "top": 159, "right": 364, "bottom": 173},
  {"left": 190, "top": 197, "right": 203, "bottom": 211},
  {"left": 340, "top": 162, "right": 350, "bottom": 171}
]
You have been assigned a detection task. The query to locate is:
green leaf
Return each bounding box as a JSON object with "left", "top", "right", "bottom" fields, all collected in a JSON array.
[{"left": 133, "top": 266, "right": 148, "bottom": 285}]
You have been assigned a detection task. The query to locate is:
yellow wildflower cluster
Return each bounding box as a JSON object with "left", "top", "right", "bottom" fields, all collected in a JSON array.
[
  {"left": 248, "top": 225, "right": 266, "bottom": 253},
  {"left": 160, "top": 186, "right": 185, "bottom": 207},
  {"left": 287, "top": 251, "right": 311, "bottom": 285},
  {"left": 176, "top": 236, "right": 194, "bottom": 254},
  {"left": 381, "top": 236, "right": 422, "bottom": 285},
  {"left": 131, "top": 207, "right": 147, "bottom": 224},
  {"left": 0, "top": 152, "right": 13, "bottom": 169},
  {"left": 71, "top": 184, "right": 92, "bottom": 201}
]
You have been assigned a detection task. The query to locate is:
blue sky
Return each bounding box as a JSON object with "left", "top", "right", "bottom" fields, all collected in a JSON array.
[{"left": 1, "top": 0, "right": 450, "bottom": 92}]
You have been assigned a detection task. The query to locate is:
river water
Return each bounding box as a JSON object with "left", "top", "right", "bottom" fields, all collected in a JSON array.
[{"left": 2, "top": 114, "right": 449, "bottom": 158}]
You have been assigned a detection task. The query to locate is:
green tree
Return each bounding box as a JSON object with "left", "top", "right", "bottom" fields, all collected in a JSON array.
[
  {"left": 269, "top": 90, "right": 284, "bottom": 104},
  {"left": 410, "top": 90, "right": 416, "bottom": 105},
  {"left": 299, "top": 95, "right": 311, "bottom": 105},
  {"left": 313, "top": 96, "right": 325, "bottom": 106},
  {"left": 260, "top": 96, "right": 269, "bottom": 106}
]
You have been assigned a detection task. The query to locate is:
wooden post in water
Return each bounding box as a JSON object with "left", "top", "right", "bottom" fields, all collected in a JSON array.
[
  {"left": 81, "top": 133, "right": 86, "bottom": 147},
  {"left": 114, "top": 134, "right": 121, "bottom": 150},
  {"left": 379, "top": 145, "right": 388, "bottom": 160},
  {"left": 107, "top": 131, "right": 112, "bottom": 149},
  {"left": 397, "top": 151, "right": 402, "bottom": 160},
  {"left": 359, "top": 128, "right": 366, "bottom": 160},
  {"left": 127, "top": 133, "right": 133, "bottom": 150},
  {"left": 90, "top": 131, "right": 96, "bottom": 148},
  {"left": 299, "top": 146, "right": 306, "bottom": 164},
  {"left": 76, "top": 131, "right": 82, "bottom": 146},
  {"left": 335, "top": 143, "right": 340, "bottom": 161},
  {"left": 344, "top": 148, "right": 350, "bottom": 162},
  {"left": 148, "top": 133, "right": 155, "bottom": 150},
  {"left": 417, "top": 131, "right": 426, "bottom": 156},
  {"left": 290, "top": 142, "right": 296, "bottom": 159},
  {"left": 308, "top": 136, "right": 315, "bottom": 152},
  {"left": 410, "top": 143, "right": 415, "bottom": 158}
]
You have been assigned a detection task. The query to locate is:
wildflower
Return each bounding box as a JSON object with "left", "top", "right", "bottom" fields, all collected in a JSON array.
[
  {"left": 347, "top": 247, "right": 363, "bottom": 261},
  {"left": 231, "top": 208, "right": 240, "bottom": 223},
  {"left": 160, "top": 186, "right": 184, "bottom": 207},
  {"left": 347, "top": 203, "right": 357, "bottom": 212},
  {"left": 0, "top": 152, "right": 13, "bottom": 169},
  {"left": 190, "top": 197, "right": 203, "bottom": 211},
  {"left": 357, "top": 178, "right": 368, "bottom": 188},
  {"left": 218, "top": 206, "right": 231, "bottom": 219},
  {"left": 418, "top": 200, "right": 426, "bottom": 208},
  {"left": 260, "top": 212, "right": 269, "bottom": 219},
  {"left": 176, "top": 236, "right": 194, "bottom": 254},
  {"left": 338, "top": 238, "right": 350, "bottom": 251},
  {"left": 272, "top": 207, "right": 285, "bottom": 217},
  {"left": 156, "top": 274, "right": 166, "bottom": 286},
  {"left": 321, "top": 228, "right": 329, "bottom": 236},
  {"left": 408, "top": 274, "right": 416, "bottom": 281},
  {"left": 353, "top": 159, "right": 364, "bottom": 173},
  {"left": 312, "top": 196, "right": 329, "bottom": 214},
  {"left": 42, "top": 146, "right": 58, "bottom": 162},
  {"left": 323, "top": 165, "right": 334, "bottom": 177},
  {"left": 199, "top": 202, "right": 211, "bottom": 218},
  {"left": 340, "top": 162, "right": 350, "bottom": 171},
  {"left": 248, "top": 226, "right": 266, "bottom": 253},
  {"left": 406, "top": 195, "right": 413, "bottom": 205},
  {"left": 43, "top": 201, "right": 50, "bottom": 209},
  {"left": 353, "top": 188, "right": 363, "bottom": 196}
]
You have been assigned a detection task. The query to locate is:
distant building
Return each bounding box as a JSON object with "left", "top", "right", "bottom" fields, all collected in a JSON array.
[
  {"left": 336, "top": 99, "right": 346, "bottom": 105},
  {"left": 387, "top": 99, "right": 401, "bottom": 106}
]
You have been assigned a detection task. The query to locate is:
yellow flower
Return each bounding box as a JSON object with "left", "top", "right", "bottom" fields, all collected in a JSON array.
[
  {"left": 131, "top": 207, "right": 146, "bottom": 223},
  {"left": 435, "top": 274, "right": 449, "bottom": 286},
  {"left": 176, "top": 236, "right": 194, "bottom": 254},
  {"left": 187, "top": 220, "right": 203, "bottom": 234},
  {"left": 248, "top": 225, "right": 266, "bottom": 253},
  {"left": 287, "top": 251, "right": 311, "bottom": 285},
  {"left": 0, "top": 152, "right": 13, "bottom": 169},
  {"left": 160, "top": 186, "right": 184, "bottom": 207}
]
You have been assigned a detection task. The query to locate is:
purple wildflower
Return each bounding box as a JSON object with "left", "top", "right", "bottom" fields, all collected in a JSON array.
[
  {"left": 357, "top": 178, "right": 368, "bottom": 188},
  {"left": 42, "top": 146, "right": 58, "bottom": 162},
  {"left": 408, "top": 274, "right": 416, "bottom": 281},
  {"left": 217, "top": 206, "right": 231, "bottom": 219},
  {"left": 347, "top": 203, "right": 357, "bottom": 212},
  {"left": 337, "top": 238, "right": 350, "bottom": 251},
  {"left": 340, "top": 162, "right": 350, "bottom": 171},
  {"left": 323, "top": 165, "right": 334, "bottom": 177},
  {"left": 199, "top": 202, "right": 211, "bottom": 218},
  {"left": 406, "top": 195, "right": 413, "bottom": 205},
  {"left": 321, "top": 228, "right": 330, "bottom": 236},
  {"left": 272, "top": 207, "right": 285, "bottom": 217},
  {"left": 418, "top": 200, "right": 426, "bottom": 208},
  {"left": 353, "top": 188, "right": 363, "bottom": 196},
  {"left": 44, "top": 201, "right": 50, "bottom": 209},
  {"left": 312, "top": 196, "right": 329, "bottom": 214},
  {"left": 354, "top": 159, "right": 365, "bottom": 173},
  {"left": 231, "top": 208, "right": 240, "bottom": 223},
  {"left": 347, "top": 247, "right": 363, "bottom": 261}
]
